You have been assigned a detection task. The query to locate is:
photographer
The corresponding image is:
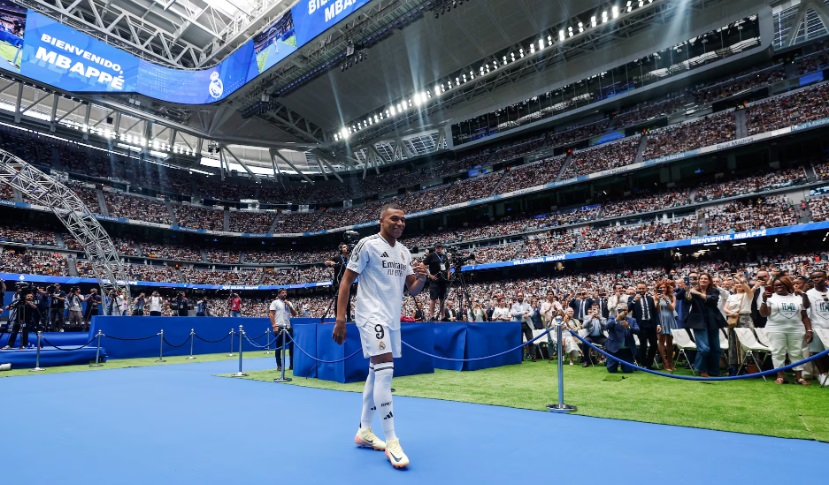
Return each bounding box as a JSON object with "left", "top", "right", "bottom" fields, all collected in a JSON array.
[
  {"left": 132, "top": 292, "right": 146, "bottom": 316},
  {"left": 48, "top": 284, "right": 66, "bottom": 331},
  {"left": 66, "top": 287, "right": 84, "bottom": 330},
  {"left": 424, "top": 243, "right": 450, "bottom": 321},
  {"left": 84, "top": 289, "right": 101, "bottom": 328},
  {"left": 2, "top": 287, "right": 37, "bottom": 350},
  {"left": 581, "top": 303, "right": 607, "bottom": 367},
  {"left": 196, "top": 297, "right": 210, "bottom": 317},
  {"left": 147, "top": 291, "right": 163, "bottom": 316},
  {"left": 325, "top": 242, "right": 352, "bottom": 320},
  {"left": 228, "top": 292, "right": 242, "bottom": 317},
  {"left": 174, "top": 292, "right": 189, "bottom": 317},
  {"left": 35, "top": 286, "right": 50, "bottom": 330}
]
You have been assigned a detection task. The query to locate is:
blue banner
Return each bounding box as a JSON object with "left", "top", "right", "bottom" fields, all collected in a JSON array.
[
  {"left": 21, "top": 11, "right": 139, "bottom": 93},
  {"left": 292, "top": 0, "right": 373, "bottom": 45}
]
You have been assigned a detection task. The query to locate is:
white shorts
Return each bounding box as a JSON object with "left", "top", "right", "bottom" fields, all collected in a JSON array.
[{"left": 357, "top": 322, "right": 401, "bottom": 359}]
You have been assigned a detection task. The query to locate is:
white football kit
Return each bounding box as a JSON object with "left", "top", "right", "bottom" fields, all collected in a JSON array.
[{"left": 347, "top": 234, "right": 414, "bottom": 358}]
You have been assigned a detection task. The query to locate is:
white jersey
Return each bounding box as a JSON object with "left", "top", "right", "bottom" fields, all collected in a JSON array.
[
  {"left": 807, "top": 288, "right": 829, "bottom": 329},
  {"left": 347, "top": 234, "right": 413, "bottom": 330},
  {"left": 148, "top": 296, "right": 163, "bottom": 312},
  {"left": 269, "top": 298, "right": 291, "bottom": 328}
]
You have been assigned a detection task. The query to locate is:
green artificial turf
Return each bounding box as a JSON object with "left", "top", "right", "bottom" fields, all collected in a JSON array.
[
  {"left": 228, "top": 362, "right": 829, "bottom": 442},
  {"left": 0, "top": 350, "right": 273, "bottom": 378},
  {"left": 0, "top": 43, "right": 21, "bottom": 69}
]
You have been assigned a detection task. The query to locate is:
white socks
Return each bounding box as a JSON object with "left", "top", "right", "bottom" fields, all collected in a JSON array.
[
  {"left": 360, "top": 364, "right": 376, "bottom": 429},
  {"left": 373, "top": 363, "right": 396, "bottom": 441}
]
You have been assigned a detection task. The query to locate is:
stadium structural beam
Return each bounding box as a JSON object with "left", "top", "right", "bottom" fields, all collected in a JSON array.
[
  {"left": 313, "top": 152, "right": 345, "bottom": 183},
  {"left": 314, "top": 154, "right": 328, "bottom": 181},
  {"left": 0, "top": 149, "right": 130, "bottom": 314},
  {"left": 49, "top": 93, "right": 59, "bottom": 132},
  {"left": 786, "top": 0, "right": 829, "bottom": 46},
  {"left": 270, "top": 148, "right": 313, "bottom": 183},
  {"left": 222, "top": 145, "right": 257, "bottom": 179}
]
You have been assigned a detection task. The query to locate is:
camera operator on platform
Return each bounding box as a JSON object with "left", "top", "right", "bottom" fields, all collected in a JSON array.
[
  {"left": 2, "top": 284, "right": 38, "bottom": 350},
  {"left": 325, "top": 242, "right": 353, "bottom": 320},
  {"left": 424, "top": 243, "right": 450, "bottom": 321}
]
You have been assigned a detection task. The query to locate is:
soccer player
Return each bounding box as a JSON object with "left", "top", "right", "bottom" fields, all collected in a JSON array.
[{"left": 332, "top": 203, "right": 428, "bottom": 469}]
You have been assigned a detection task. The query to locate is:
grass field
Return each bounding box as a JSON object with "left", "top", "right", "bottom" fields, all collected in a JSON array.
[
  {"left": 0, "top": 42, "right": 21, "bottom": 70},
  {"left": 230, "top": 362, "right": 829, "bottom": 442}
]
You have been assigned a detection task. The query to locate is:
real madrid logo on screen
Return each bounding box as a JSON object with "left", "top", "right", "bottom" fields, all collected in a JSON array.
[{"left": 209, "top": 71, "right": 224, "bottom": 99}]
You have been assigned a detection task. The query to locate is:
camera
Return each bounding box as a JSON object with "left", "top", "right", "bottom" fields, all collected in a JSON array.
[
  {"left": 14, "top": 282, "right": 31, "bottom": 296},
  {"left": 447, "top": 250, "right": 476, "bottom": 267},
  {"left": 343, "top": 230, "right": 360, "bottom": 245}
]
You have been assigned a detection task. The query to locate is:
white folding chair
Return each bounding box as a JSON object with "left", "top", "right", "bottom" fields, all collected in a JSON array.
[
  {"left": 812, "top": 328, "right": 829, "bottom": 388},
  {"left": 719, "top": 328, "right": 730, "bottom": 354},
  {"left": 672, "top": 329, "right": 697, "bottom": 375},
  {"left": 754, "top": 327, "right": 772, "bottom": 347},
  {"left": 734, "top": 327, "right": 771, "bottom": 382}
]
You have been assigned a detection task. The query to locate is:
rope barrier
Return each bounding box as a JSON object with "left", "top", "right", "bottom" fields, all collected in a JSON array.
[
  {"left": 40, "top": 336, "right": 97, "bottom": 351},
  {"left": 568, "top": 330, "right": 829, "bottom": 381},
  {"left": 104, "top": 334, "right": 157, "bottom": 341},
  {"left": 194, "top": 333, "right": 231, "bottom": 344},
  {"left": 285, "top": 331, "right": 363, "bottom": 364},
  {"left": 243, "top": 333, "right": 277, "bottom": 350},
  {"left": 246, "top": 330, "right": 269, "bottom": 341},
  {"left": 163, "top": 335, "right": 192, "bottom": 348},
  {"left": 402, "top": 326, "right": 554, "bottom": 362}
]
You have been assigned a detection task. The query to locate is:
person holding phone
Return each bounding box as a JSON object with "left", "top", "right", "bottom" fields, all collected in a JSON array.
[{"left": 605, "top": 303, "right": 639, "bottom": 373}]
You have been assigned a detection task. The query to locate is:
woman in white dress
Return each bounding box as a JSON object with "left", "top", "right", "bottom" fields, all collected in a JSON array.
[{"left": 759, "top": 275, "right": 813, "bottom": 385}]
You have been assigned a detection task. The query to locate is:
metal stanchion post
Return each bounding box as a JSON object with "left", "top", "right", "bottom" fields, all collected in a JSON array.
[
  {"left": 273, "top": 327, "right": 292, "bottom": 383},
  {"left": 90, "top": 330, "right": 104, "bottom": 367},
  {"left": 264, "top": 327, "right": 271, "bottom": 355},
  {"left": 30, "top": 331, "right": 45, "bottom": 372},
  {"left": 228, "top": 328, "right": 235, "bottom": 357},
  {"left": 187, "top": 328, "right": 196, "bottom": 360},
  {"left": 156, "top": 329, "right": 166, "bottom": 363},
  {"left": 547, "top": 325, "right": 576, "bottom": 413},
  {"left": 233, "top": 325, "right": 247, "bottom": 377}
]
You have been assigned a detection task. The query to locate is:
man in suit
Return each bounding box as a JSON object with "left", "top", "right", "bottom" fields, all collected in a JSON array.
[
  {"left": 595, "top": 291, "right": 610, "bottom": 319},
  {"left": 568, "top": 289, "right": 594, "bottom": 322},
  {"left": 511, "top": 292, "right": 536, "bottom": 361},
  {"left": 443, "top": 299, "right": 460, "bottom": 322},
  {"left": 605, "top": 303, "right": 639, "bottom": 373},
  {"left": 628, "top": 281, "right": 658, "bottom": 369},
  {"left": 750, "top": 270, "right": 770, "bottom": 328}
]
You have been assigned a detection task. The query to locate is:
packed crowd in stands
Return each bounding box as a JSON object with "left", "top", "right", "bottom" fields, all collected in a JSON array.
[
  {"left": 104, "top": 191, "right": 171, "bottom": 224},
  {"left": 140, "top": 243, "right": 202, "bottom": 261},
  {"left": 816, "top": 160, "right": 829, "bottom": 180},
  {"left": 695, "top": 168, "right": 809, "bottom": 202},
  {"left": 0, "top": 248, "right": 68, "bottom": 276},
  {"left": 494, "top": 156, "right": 566, "bottom": 195},
  {"left": 578, "top": 217, "right": 698, "bottom": 252},
  {"left": 0, "top": 182, "right": 13, "bottom": 201},
  {"left": 694, "top": 65, "right": 786, "bottom": 104},
  {"left": 601, "top": 188, "right": 692, "bottom": 218},
  {"left": 806, "top": 193, "right": 829, "bottom": 222},
  {"left": 173, "top": 203, "right": 224, "bottom": 231},
  {"left": 205, "top": 249, "right": 241, "bottom": 264},
  {"left": 259, "top": 266, "right": 330, "bottom": 285},
  {"left": 179, "top": 267, "right": 258, "bottom": 285},
  {"left": 563, "top": 136, "right": 641, "bottom": 179},
  {"left": 0, "top": 224, "right": 57, "bottom": 246},
  {"left": 746, "top": 83, "right": 829, "bottom": 135},
  {"left": 228, "top": 210, "right": 275, "bottom": 233},
  {"left": 701, "top": 195, "right": 803, "bottom": 234},
  {"left": 441, "top": 173, "right": 503, "bottom": 206},
  {"left": 642, "top": 111, "right": 735, "bottom": 161},
  {"left": 66, "top": 181, "right": 101, "bottom": 212}
]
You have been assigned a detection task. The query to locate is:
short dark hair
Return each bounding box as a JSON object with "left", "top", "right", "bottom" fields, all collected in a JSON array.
[{"left": 379, "top": 202, "right": 403, "bottom": 219}]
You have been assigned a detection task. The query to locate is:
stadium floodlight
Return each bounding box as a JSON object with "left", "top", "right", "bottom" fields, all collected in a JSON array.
[
  {"left": 435, "top": 86, "right": 442, "bottom": 97},
  {"left": 559, "top": 29, "right": 565, "bottom": 41},
  {"left": 567, "top": 26, "right": 573, "bottom": 37},
  {"left": 578, "top": 22, "right": 584, "bottom": 33},
  {"left": 602, "top": 10, "right": 608, "bottom": 22},
  {"left": 538, "top": 39, "right": 544, "bottom": 50},
  {"left": 612, "top": 6, "right": 619, "bottom": 19},
  {"left": 530, "top": 43, "right": 535, "bottom": 53},
  {"left": 591, "top": 16, "right": 597, "bottom": 27},
  {"left": 340, "top": 128, "right": 350, "bottom": 140},
  {"left": 547, "top": 35, "right": 553, "bottom": 46},
  {"left": 627, "top": 1, "right": 632, "bottom": 12}
]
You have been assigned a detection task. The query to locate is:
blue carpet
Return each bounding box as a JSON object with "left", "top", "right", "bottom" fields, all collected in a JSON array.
[{"left": 2, "top": 358, "right": 825, "bottom": 484}]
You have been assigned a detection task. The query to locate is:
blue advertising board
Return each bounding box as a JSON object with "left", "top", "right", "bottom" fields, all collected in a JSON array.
[
  {"left": 291, "top": 0, "right": 373, "bottom": 45},
  {"left": 0, "top": 2, "right": 374, "bottom": 104}
]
